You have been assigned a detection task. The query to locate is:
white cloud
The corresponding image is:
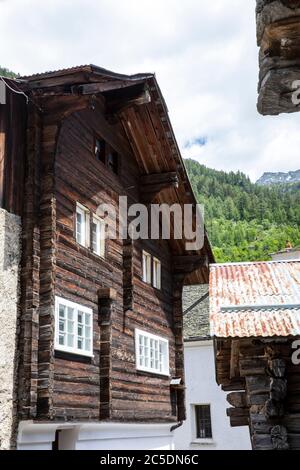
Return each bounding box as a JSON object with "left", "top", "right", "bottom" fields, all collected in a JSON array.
[{"left": 0, "top": 0, "right": 298, "bottom": 181}]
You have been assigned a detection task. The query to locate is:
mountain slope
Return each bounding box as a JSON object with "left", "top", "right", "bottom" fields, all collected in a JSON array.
[
  {"left": 257, "top": 170, "right": 300, "bottom": 186},
  {"left": 185, "top": 159, "right": 300, "bottom": 263}
]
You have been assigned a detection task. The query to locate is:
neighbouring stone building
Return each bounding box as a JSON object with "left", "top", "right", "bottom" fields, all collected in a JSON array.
[
  {"left": 174, "top": 285, "right": 251, "bottom": 450},
  {"left": 271, "top": 247, "right": 300, "bottom": 261},
  {"left": 0, "top": 209, "right": 21, "bottom": 450}
]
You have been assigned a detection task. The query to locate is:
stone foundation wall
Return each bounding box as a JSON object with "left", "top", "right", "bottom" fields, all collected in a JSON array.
[{"left": 0, "top": 209, "right": 21, "bottom": 450}]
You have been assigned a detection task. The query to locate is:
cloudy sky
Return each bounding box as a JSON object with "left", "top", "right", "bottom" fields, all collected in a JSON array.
[{"left": 1, "top": 0, "right": 299, "bottom": 181}]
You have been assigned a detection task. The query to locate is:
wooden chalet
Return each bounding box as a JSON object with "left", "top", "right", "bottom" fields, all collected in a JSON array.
[
  {"left": 0, "top": 65, "right": 213, "bottom": 449},
  {"left": 211, "top": 260, "right": 300, "bottom": 451}
]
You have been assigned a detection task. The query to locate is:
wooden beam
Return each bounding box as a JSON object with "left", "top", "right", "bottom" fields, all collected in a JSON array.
[
  {"left": 98, "top": 288, "right": 117, "bottom": 301},
  {"left": 230, "top": 339, "right": 240, "bottom": 379},
  {"left": 173, "top": 255, "right": 208, "bottom": 274},
  {"left": 226, "top": 408, "right": 249, "bottom": 418},
  {"left": 140, "top": 171, "right": 179, "bottom": 203},
  {"left": 239, "top": 358, "right": 267, "bottom": 377},
  {"left": 229, "top": 415, "right": 250, "bottom": 428},
  {"left": 74, "top": 79, "right": 145, "bottom": 95},
  {"left": 221, "top": 378, "right": 246, "bottom": 392},
  {"left": 106, "top": 89, "right": 151, "bottom": 114},
  {"left": 227, "top": 406, "right": 250, "bottom": 427},
  {"left": 227, "top": 392, "right": 248, "bottom": 408}
]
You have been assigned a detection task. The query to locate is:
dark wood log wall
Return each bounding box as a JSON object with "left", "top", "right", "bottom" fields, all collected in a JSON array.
[
  {"left": 0, "top": 89, "right": 27, "bottom": 215},
  {"left": 217, "top": 336, "right": 300, "bottom": 450},
  {"left": 18, "top": 103, "right": 41, "bottom": 419},
  {"left": 43, "top": 101, "right": 177, "bottom": 423}
]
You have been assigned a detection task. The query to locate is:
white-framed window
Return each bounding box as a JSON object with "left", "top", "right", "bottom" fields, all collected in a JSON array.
[
  {"left": 153, "top": 257, "right": 161, "bottom": 290},
  {"left": 142, "top": 251, "right": 152, "bottom": 284},
  {"left": 55, "top": 296, "right": 93, "bottom": 357},
  {"left": 76, "top": 203, "right": 90, "bottom": 248},
  {"left": 135, "top": 328, "right": 169, "bottom": 376},
  {"left": 91, "top": 215, "right": 105, "bottom": 258}
]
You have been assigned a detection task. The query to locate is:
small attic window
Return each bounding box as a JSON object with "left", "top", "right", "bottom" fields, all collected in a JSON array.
[
  {"left": 94, "top": 135, "right": 119, "bottom": 175},
  {"left": 95, "top": 138, "right": 106, "bottom": 164},
  {"left": 107, "top": 151, "right": 118, "bottom": 175}
]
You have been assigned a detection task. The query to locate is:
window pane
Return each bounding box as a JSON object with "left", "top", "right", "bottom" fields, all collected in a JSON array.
[
  {"left": 195, "top": 405, "right": 212, "bottom": 439},
  {"left": 142, "top": 252, "right": 151, "bottom": 284},
  {"left": 85, "top": 326, "right": 91, "bottom": 339},
  {"left": 150, "top": 339, "right": 154, "bottom": 368},
  {"left": 91, "top": 218, "right": 105, "bottom": 257},
  {"left": 147, "top": 256, "right": 151, "bottom": 283},
  {"left": 92, "top": 221, "right": 97, "bottom": 252},
  {"left": 67, "top": 321, "right": 74, "bottom": 334},
  {"left": 56, "top": 298, "right": 93, "bottom": 356},
  {"left": 137, "top": 332, "right": 168, "bottom": 374},
  {"left": 99, "top": 221, "right": 105, "bottom": 257},
  {"left": 76, "top": 211, "right": 83, "bottom": 244},
  {"left": 95, "top": 138, "right": 106, "bottom": 164},
  {"left": 142, "top": 254, "right": 147, "bottom": 282},
  {"left": 67, "top": 334, "right": 74, "bottom": 348},
  {"left": 59, "top": 305, "right": 65, "bottom": 318},
  {"left": 76, "top": 206, "right": 89, "bottom": 248},
  {"left": 153, "top": 258, "right": 161, "bottom": 289},
  {"left": 67, "top": 307, "right": 74, "bottom": 320},
  {"left": 107, "top": 151, "right": 118, "bottom": 174}
]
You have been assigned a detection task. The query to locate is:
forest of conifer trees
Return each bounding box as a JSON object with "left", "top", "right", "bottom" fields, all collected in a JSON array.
[{"left": 185, "top": 159, "right": 300, "bottom": 262}]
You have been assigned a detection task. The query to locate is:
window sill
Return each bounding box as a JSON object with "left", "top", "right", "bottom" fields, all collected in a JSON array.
[
  {"left": 91, "top": 251, "right": 105, "bottom": 260},
  {"left": 54, "top": 350, "right": 93, "bottom": 364},
  {"left": 141, "top": 279, "right": 162, "bottom": 292},
  {"left": 153, "top": 285, "right": 162, "bottom": 292},
  {"left": 75, "top": 241, "right": 106, "bottom": 261},
  {"left": 190, "top": 440, "right": 216, "bottom": 447},
  {"left": 136, "top": 368, "right": 170, "bottom": 379},
  {"left": 55, "top": 347, "right": 94, "bottom": 359}
]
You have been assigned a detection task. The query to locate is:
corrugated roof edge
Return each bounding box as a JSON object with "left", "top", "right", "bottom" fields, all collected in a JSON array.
[
  {"left": 210, "top": 259, "right": 300, "bottom": 268},
  {"left": 270, "top": 247, "right": 300, "bottom": 255}
]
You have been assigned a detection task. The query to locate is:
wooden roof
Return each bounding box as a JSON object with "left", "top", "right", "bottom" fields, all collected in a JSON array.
[{"left": 20, "top": 65, "right": 214, "bottom": 284}]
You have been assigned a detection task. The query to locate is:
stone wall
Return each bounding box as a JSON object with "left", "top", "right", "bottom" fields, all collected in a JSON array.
[{"left": 0, "top": 209, "right": 21, "bottom": 450}]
